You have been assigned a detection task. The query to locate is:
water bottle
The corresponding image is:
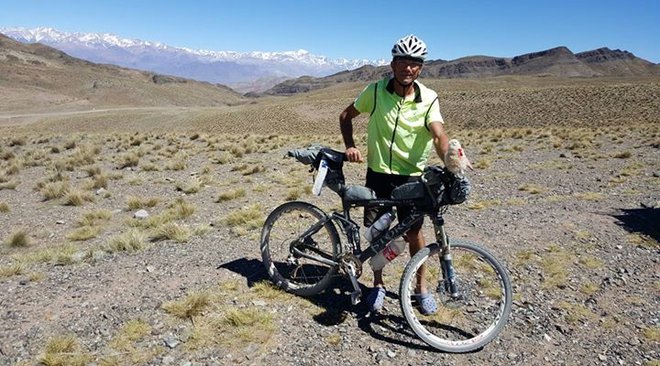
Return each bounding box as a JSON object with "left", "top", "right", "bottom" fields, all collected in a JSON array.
[
  {"left": 364, "top": 211, "right": 394, "bottom": 242},
  {"left": 369, "top": 237, "right": 407, "bottom": 271}
]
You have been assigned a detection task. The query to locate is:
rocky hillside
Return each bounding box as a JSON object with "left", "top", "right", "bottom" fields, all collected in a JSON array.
[
  {"left": 265, "top": 46, "right": 659, "bottom": 95},
  {"left": 0, "top": 33, "right": 247, "bottom": 113}
]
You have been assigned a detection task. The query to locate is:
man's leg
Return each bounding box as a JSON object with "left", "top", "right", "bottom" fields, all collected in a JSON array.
[{"left": 406, "top": 226, "right": 427, "bottom": 294}]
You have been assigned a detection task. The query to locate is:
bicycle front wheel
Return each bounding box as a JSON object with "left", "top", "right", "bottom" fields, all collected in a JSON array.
[
  {"left": 399, "top": 239, "right": 512, "bottom": 353},
  {"left": 260, "top": 201, "right": 341, "bottom": 296}
]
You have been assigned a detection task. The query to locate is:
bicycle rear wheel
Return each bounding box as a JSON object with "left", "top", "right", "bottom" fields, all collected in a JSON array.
[
  {"left": 399, "top": 239, "right": 512, "bottom": 353},
  {"left": 260, "top": 201, "right": 340, "bottom": 296}
]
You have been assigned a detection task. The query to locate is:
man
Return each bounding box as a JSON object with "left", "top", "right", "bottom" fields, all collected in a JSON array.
[{"left": 339, "top": 35, "right": 449, "bottom": 314}]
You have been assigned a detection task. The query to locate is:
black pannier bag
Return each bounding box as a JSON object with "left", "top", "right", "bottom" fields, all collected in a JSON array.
[{"left": 391, "top": 166, "right": 471, "bottom": 209}]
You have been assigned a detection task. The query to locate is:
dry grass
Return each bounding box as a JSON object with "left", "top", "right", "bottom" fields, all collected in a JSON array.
[
  {"left": 150, "top": 222, "right": 192, "bottom": 243},
  {"left": 126, "top": 196, "right": 160, "bottom": 210},
  {"left": 223, "top": 203, "right": 265, "bottom": 230},
  {"left": 40, "top": 181, "right": 70, "bottom": 201},
  {"left": 108, "top": 230, "right": 147, "bottom": 252},
  {"left": 467, "top": 199, "right": 501, "bottom": 210},
  {"left": 0, "top": 75, "right": 658, "bottom": 364},
  {"left": 66, "top": 225, "right": 100, "bottom": 241},
  {"left": 5, "top": 229, "right": 30, "bottom": 248},
  {"left": 0, "top": 262, "right": 25, "bottom": 278},
  {"left": 162, "top": 291, "right": 211, "bottom": 320},
  {"left": 518, "top": 183, "right": 545, "bottom": 195},
  {"left": 540, "top": 245, "right": 571, "bottom": 289},
  {"left": 38, "top": 334, "right": 92, "bottom": 366},
  {"left": 216, "top": 187, "right": 246, "bottom": 202},
  {"left": 63, "top": 187, "right": 95, "bottom": 206}
]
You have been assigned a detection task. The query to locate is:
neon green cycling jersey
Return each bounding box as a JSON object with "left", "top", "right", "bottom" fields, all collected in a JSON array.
[{"left": 353, "top": 77, "right": 444, "bottom": 176}]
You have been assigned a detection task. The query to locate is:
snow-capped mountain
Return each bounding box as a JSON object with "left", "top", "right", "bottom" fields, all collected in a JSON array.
[{"left": 1, "top": 27, "right": 387, "bottom": 92}]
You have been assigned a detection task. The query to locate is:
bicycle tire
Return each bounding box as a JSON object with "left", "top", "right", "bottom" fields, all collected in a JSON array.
[
  {"left": 260, "top": 201, "right": 341, "bottom": 296},
  {"left": 399, "top": 239, "right": 512, "bottom": 353}
]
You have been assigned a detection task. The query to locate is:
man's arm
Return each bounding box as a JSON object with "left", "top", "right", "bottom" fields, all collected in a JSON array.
[
  {"left": 428, "top": 121, "right": 449, "bottom": 164},
  {"left": 339, "top": 104, "right": 363, "bottom": 162}
]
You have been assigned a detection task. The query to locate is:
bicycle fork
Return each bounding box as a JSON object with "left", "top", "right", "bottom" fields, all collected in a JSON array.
[{"left": 435, "top": 216, "right": 460, "bottom": 298}]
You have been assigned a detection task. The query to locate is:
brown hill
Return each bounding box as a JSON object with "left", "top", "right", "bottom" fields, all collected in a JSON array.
[
  {"left": 265, "top": 46, "right": 659, "bottom": 95},
  {"left": 0, "top": 33, "right": 247, "bottom": 113}
]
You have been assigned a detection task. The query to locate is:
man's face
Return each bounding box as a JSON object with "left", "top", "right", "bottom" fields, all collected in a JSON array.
[{"left": 391, "top": 58, "right": 423, "bottom": 86}]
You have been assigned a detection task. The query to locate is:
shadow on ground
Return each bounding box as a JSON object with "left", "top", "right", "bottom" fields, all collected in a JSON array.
[
  {"left": 612, "top": 207, "right": 659, "bottom": 242},
  {"left": 218, "top": 257, "right": 439, "bottom": 352}
]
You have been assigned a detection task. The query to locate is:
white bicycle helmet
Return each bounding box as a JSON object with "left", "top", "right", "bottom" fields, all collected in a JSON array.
[{"left": 391, "top": 34, "right": 428, "bottom": 62}]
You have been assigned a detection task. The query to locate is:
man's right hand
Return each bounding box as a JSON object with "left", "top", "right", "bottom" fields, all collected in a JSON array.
[{"left": 345, "top": 147, "right": 363, "bottom": 163}]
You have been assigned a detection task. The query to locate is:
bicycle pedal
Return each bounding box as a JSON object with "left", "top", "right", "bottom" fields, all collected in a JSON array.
[{"left": 351, "top": 289, "right": 362, "bottom": 305}]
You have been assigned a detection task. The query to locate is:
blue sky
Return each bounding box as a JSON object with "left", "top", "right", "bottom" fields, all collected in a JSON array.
[{"left": 1, "top": 0, "right": 658, "bottom": 62}]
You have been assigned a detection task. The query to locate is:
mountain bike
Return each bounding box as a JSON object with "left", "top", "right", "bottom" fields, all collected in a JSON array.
[{"left": 260, "top": 146, "right": 512, "bottom": 353}]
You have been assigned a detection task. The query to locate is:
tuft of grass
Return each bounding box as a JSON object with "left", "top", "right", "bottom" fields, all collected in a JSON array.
[
  {"left": 140, "top": 162, "right": 161, "bottom": 171},
  {"left": 223, "top": 203, "right": 265, "bottom": 229},
  {"left": 126, "top": 196, "right": 160, "bottom": 210},
  {"left": 558, "top": 301, "right": 597, "bottom": 324},
  {"left": 216, "top": 188, "right": 246, "bottom": 202},
  {"left": 77, "top": 209, "right": 113, "bottom": 227},
  {"left": 286, "top": 187, "right": 305, "bottom": 201},
  {"left": 176, "top": 177, "right": 203, "bottom": 194},
  {"left": 467, "top": 199, "right": 501, "bottom": 210},
  {"left": 211, "top": 151, "right": 234, "bottom": 164},
  {"left": 165, "top": 159, "right": 186, "bottom": 171},
  {"left": 578, "top": 255, "right": 603, "bottom": 269},
  {"left": 162, "top": 291, "right": 211, "bottom": 320},
  {"left": 540, "top": 246, "right": 571, "bottom": 289},
  {"left": 13, "top": 244, "right": 77, "bottom": 265},
  {"left": 0, "top": 202, "right": 9, "bottom": 213},
  {"left": 326, "top": 332, "right": 342, "bottom": 346},
  {"left": 251, "top": 281, "right": 290, "bottom": 301},
  {"left": 222, "top": 308, "right": 273, "bottom": 328},
  {"left": 580, "top": 282, "right": 600, "bottom": 295},
  {"left": 231, "top": 163, "right": 265, "bottom": 176},
  {"left": 0, "top": 180, "right": 19, "bottom": 190},
  {"left": 109, "top": 230, "right": 147, "bottom": 252},
  {"left": 628, "top": 233, "right": 658, "bottom": 249},
  {"left": 0, "top": 262, "right": 25, "bottom": 278},
  {"left": 118, "top": 152, "right": 140, "bottom": 168},
  {"left": 518, "top": 183, "right": 545, "bottom": 194},
  {"left": 109, "top": 319, "right": 152, "bottom": 351},
  {"left": 40, "top": 181, "right": 70, "bottom": 201},
  {"left": 193, "top": 224, "right": 213, "bottom": 237},
  {"left": 472, "top": 159, "right": 492, "bottom": 170},
  {"left": 66, "top": 226, "right": 100, "bottom": 241},
  {"left": 168, "top": 198, "right": 196, "bottom": 219},
  {"left": 612, "top": 151, "right": 632, "bottom": 159},
  {"left": 38, "top": 334, "right": 92, "bottom": 366},
  {"left": 574, "top": 192, "right": 604, "bottom": 201},
  {"left": 5, "top": 229, "right": 30, "bottom": 248},
  {"left": 642, "top": 326, "right": 660, "bottom": 342},
  {"left": 63, "top": 188, "right": 95, "bottom": 206},
  {"left": 150, "top": 222, "right": 191, "bottom": 243}
]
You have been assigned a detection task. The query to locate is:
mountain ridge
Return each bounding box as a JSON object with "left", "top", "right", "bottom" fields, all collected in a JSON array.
[
  {"left": 0, "top": 33, "right": 247, "bottom": 112},
  {"left": 265, "top": 46, "right": 659, "bottom": 95},
  {"left": 0, "top": 27, "right": 387, "bottom": 92}
]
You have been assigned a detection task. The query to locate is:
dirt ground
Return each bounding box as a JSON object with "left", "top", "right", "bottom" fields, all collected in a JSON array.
[{"left": 0, "top": 119, "right": 658, "bottom": 365}]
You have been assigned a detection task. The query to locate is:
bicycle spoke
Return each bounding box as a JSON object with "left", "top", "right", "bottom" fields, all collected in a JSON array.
[
  {"left": 400, "top": 240, "right": 512, "bottom": 353},
  {"left": 261, "top": 202, "right": 340, "bottom": 296}
]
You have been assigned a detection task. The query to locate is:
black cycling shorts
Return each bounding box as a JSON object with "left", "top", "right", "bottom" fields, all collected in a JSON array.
[{"left": 364, "top": 168, "right": 424, "bottom": 231}]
